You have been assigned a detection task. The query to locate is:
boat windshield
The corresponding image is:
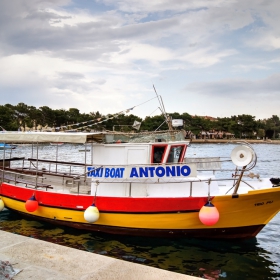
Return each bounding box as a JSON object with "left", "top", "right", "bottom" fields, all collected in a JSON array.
[{"left": 167, "top": 145, "right": 186, "bottom": 163}]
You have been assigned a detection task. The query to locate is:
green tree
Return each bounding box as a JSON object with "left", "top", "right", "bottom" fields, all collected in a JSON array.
[
  {"left": 13, "top": 103, "right": 30, "bottom": 130},
  {"left": 216, "top": 117, "right": 235, "bottom": 134},
  {"left": 39, "top": 106, "right": 56, "bottom": 128},
  {"left": 231, "top": 115, "right": 258, "bottom": 139},
  {"left": 265, "top": 115, "right": 280, "bottom": 139},
  {"left": 141, "top": 115, "right": 168, "bottom": 131},
  {"left": 0, "top": 105, "right": 18, "bottom": 131}
]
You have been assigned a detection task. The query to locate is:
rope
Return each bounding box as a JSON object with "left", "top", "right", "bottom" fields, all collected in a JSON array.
[{"left": 57, "top": 96, "right": 158, "bottom": 132}]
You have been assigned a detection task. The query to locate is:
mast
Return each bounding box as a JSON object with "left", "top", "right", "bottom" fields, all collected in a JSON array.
[{"left": 153, "top": 85, "right": 173, "bottom": 131}]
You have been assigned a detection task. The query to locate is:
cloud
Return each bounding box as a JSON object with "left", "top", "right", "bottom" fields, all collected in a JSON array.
[
  {"left": 183, "top": 74, "right": 280, "bottom": 98},
  {"left": 180, "top": 47, "right": 238, "bottom": 68},
  {"left": 0, "top": 0, "right": 280, "bottom": 120}
]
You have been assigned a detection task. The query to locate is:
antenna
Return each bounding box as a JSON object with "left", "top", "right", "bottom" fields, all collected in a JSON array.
[{"left": 153, "top": 85, "right": 173, "bottom": 131}]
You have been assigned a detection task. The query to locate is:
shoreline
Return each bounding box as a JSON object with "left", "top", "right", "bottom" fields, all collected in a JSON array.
[
  {"left": 189, "top": 139, "right": 280, "bottom": 144},
  {"left": 0, "top": 230, "right": 200, "bottom": 280}
]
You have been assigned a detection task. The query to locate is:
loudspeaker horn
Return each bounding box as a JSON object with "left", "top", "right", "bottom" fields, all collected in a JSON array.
[{"left": 231, "top": 145, "right": 253, "bottom": 167}]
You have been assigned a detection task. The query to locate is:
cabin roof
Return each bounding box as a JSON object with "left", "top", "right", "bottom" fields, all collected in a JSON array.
[
  {"left": 0, "top": 131, "right": 104, "bottom": 144},
  {"left": 0, "top": 130, "right": 187, "bottom": 144}
]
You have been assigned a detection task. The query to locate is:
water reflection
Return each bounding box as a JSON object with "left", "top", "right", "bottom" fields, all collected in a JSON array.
[
  {"left": 0, "top": 209, "right": 279, "bottom": 279},
  {"left": 1, "top": 143, "right": 280, "bottom": 279}
]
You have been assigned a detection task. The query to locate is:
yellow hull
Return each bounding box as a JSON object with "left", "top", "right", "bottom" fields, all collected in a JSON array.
[{"left": 1, "top": 187, "right": 280, "bottom": 232}]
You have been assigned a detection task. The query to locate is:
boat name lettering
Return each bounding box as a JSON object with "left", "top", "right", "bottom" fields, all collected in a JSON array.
[
  {"left": 87, "top": 164, "right": 195, "bottom": 179},
  {"left": 254, "top": 200, "right": 273, "bottom": 207},
  {"left": 254, "top": 202, "right": 264, "bottom": 206},
  {"left": 130, "top": 165, "right": 191, "bottom": 178},
  {"left": 87, "top": 167, "right": 125, "bottom": 178}
]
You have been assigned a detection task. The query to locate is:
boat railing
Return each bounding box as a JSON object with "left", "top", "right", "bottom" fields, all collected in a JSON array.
[
  {"left": 184, "top": 157, "right": 224, "bottom": 169},
  {"left": 89, "top": 176, "right": 257, "bottom": 197},
  {"left": 26, "top": 158, "right": 92, "bottom": 186},
  {"left": 18, "top": 157, "right": 239, "bottom": 184},
  {"left": 27, "top": 157, "right": 88, "bottom": 172},
  {"left": 0, "top": 157, "right": 25, "bottom": 168},
  {"left": 1, "top": 156, "right": 260, "bottom": 195},
  {"left": 0, "top": 169, "right": 52, "bottom": 190},
  {"left": 84, "top": 159, "right": 261, "bottom": 196},
  {"left": 0, "top": 157, "right": 91, "bottom": 187}
]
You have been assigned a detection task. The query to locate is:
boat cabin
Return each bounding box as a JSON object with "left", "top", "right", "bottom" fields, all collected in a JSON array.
[{"left": 91, "top": 141, "right": 188, "bottom": 166}]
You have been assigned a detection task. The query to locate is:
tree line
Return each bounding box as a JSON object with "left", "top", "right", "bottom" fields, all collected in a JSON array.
[{"left": 0, "top": 102, "right": 279, "bottom": 139}]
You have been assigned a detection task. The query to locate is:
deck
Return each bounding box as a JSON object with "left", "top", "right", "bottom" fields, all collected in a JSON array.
[{"left": 0, "top": 157, "right": 92, "bottom": 195}]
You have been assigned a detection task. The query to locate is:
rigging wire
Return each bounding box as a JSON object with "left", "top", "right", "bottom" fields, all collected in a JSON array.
[{"left": 59, "top": 96, "right": 159, "bottom": 132}]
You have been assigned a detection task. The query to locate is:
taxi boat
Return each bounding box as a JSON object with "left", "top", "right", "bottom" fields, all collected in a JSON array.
[{"left": 0, "top": 130, "right": 280, "bottom": 239}]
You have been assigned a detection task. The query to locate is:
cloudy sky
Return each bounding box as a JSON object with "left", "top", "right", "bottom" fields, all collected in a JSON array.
[{"left": 1, "top": 0, "right": 280, "bottom": 120}]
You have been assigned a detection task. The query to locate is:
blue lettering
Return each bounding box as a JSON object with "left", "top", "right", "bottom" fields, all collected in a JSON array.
[
  {"left": 105, "top": 168, "right": 110, "bottom": 178},
  {"left": 130, "top": 168, "right": 139, "bottom": 178},
  {"left": 176, "top": 166, "right": 181, "bottom": 176},
  {"left": 87, "top": 167, "right": 93, "bottom": 177},
  {"left": 94, "top": 167, "right": 102, "bottom": 177},
  {"left": 110, "top": 168, "right": 115, "bottom": 178},
  {"left": 89, "top": 167, "right": 99, "bottom": 177},
  {"left": 120, "top": 168, "right": 125, "bottom": 177},
  {"left": 88, "top": 167, "right": 104, "bottom": 177},
  {"left": 139, "top": 167, "right": 148, "bottom": 177},
  {"left": 155, "top": 166, "right": 165, "bottom": 177},
  {"left": 89, "top": 165, "right": 193, "bottom": 179},
  {"left": 181, "top": 165, "right": 191, "bottom": 176},
  {"left": 148, "top": 167, "right": 155, "bottom": 177},
  {"left": 166, "top": 166, "right": 175, "bottom": 177},
  {"left": 115, "top": 168, "right": 120, "bottom": 178}
]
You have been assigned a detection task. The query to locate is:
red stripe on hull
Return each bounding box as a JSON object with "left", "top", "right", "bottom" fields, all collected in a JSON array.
[{"left": 1, "top": 183, "right": 209, "bottom": 213}]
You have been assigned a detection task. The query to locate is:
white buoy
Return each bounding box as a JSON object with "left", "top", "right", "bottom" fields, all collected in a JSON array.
[
  {"left": 0, "top": 198, "right": 4, "bottom": 211},
  {"left": 84, "top": 204, "right": 100, "bottom": 223}
]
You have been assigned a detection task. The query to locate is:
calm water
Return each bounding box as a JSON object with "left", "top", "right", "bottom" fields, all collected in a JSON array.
[{"left": 0, "top": 143, "right": 280, "bottom": 279}]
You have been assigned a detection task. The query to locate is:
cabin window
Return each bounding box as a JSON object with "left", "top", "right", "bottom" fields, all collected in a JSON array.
[
  {"left": 167, "top": 145, "right": 186, "bottom": 163},
  {"left": 152, "top": 145, "right": 167, "bottom": 163}
]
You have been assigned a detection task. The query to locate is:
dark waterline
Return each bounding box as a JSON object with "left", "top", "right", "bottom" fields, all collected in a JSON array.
[{"left": 1, "top": 143, "right": 280, "bottom": 279}]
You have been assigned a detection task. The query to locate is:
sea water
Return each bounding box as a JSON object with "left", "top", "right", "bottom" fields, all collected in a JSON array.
[{"left": 0, "top": 143, "right": 279, "bottom": 279}]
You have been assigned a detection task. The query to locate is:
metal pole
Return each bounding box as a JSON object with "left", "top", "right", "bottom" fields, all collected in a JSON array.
[
  {"left": 1, "top": 143, "right": 6, "bottom": 183},
  {"left": 35, "top": 142, "right": 39, "bottom": 187},
  {"left": 153, "top": 85, "right": 173, "bottom": 131},
  {"left": 232, "top": 165, "right": 247, "bottom": 196},
  {"left": 55, "top": 144, "right": 58, "bottom": 173},
  {"left": 84, "top": 143, "right": 87, "bottom": 182}
]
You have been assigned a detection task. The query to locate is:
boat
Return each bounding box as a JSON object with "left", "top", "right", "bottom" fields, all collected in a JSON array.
[
  {"left": 50, "top": 142, "right": 64, "bottom": 146},
  {"left": 0, "top": 143, "right": 16, "bottom": 150},
  {"left": 0, "top": 130, "right": 280, "bottom": 239}
]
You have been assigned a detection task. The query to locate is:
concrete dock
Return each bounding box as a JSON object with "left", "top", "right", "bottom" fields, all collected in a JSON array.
[{"left": 0, "top": 230, "right": 201, "bottom": 280}]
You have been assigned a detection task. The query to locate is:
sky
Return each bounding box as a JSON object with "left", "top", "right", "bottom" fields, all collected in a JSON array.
[{"left": 0, "top": 0, "right": 280, "bottom": 120}]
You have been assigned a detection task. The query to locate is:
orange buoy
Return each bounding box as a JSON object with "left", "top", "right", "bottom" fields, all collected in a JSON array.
[
  {"left": 199, "top": 201, "right": 219, "bottom": 226},
  {"left": 25, "top": 194, "right": 39, "bottom": 212}
]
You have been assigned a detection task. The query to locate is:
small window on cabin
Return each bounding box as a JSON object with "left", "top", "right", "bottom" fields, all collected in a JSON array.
[
  {"left": 167, "top": 146, "right": 183, "bottom": 163},
  {"left": 152, "top": 146, "right": 166, "bottom": 163}
]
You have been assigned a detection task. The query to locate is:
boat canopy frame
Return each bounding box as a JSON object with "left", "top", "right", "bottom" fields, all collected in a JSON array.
[{"left": 0, "top": 130, "right": 186, "bottom": 144}]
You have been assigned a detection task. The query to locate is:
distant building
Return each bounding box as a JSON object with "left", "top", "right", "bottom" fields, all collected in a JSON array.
[
  {"left": 198, "top": 130, "right": 234, "bottom": 139},
  {"left": 191, "top": 115, "right": 217, "bottom": 121}
]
